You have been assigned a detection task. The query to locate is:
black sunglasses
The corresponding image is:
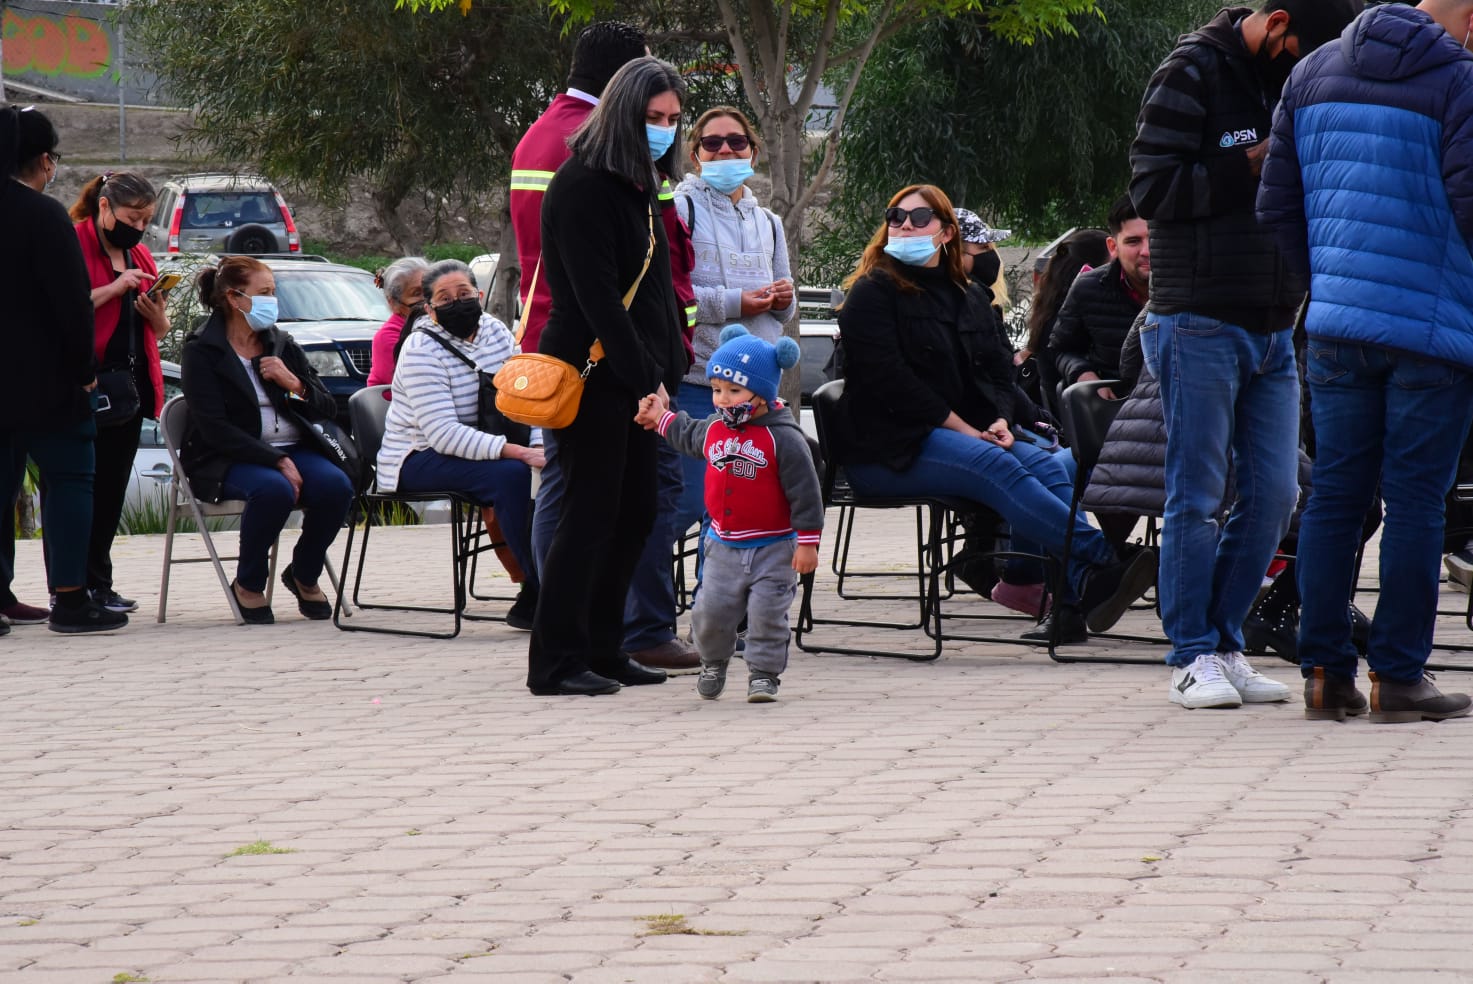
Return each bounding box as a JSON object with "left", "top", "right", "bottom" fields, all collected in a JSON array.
[
  {"left": 699, "top": 134, "right": 751, "bottom": 153},
  {"left": 886, "top": 206, "right": 936, "bottom": 228}
]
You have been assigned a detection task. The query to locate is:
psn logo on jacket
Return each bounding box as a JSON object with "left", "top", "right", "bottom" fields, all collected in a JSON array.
[{"left": 1219, "top": 128, "right": 1258, "bottom": 149}]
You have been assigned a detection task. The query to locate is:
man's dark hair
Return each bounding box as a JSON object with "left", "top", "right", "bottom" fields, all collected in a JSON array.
[
  {"left": 569, "top": 56, "right": 686, "bottom": 187},
  {"left": 1107, "top": 195, "right": 1139, "bottom": 237},
  {"left": 568, "top": 21, "right": 648, "bottom": 98},
  {"left": 1263, "top": 0, "right": 1363, "bottom": 54}
]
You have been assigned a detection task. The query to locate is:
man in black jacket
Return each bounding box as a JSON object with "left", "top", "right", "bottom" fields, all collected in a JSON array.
[
  {"left": 1129, "top": 0, "right": 1360, "bottom": 710},
  {"left": 1046, "top": 195, "right": 1149, "bottom": 399}
]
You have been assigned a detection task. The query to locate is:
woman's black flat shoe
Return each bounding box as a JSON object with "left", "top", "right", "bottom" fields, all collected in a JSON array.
[
  {"left": 232, "top": 581, "right": 275, "bottom": 625},
  {"left": 280, "top": 564, "right": 332, "bottom": 620}
]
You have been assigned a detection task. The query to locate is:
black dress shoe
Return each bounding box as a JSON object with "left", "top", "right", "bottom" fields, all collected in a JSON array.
[
  {"left": 529, "top": 670, "right": 621, "bottom": 696},
  {"left": 1080, "top": 547, "right": 1158, "bottom": 633},
  {"left": 280, "top": 564, "right": 332, "bottom": 620},
  {"left": 231, "top": 581, "right": 275, "bottom": 625},
  {"left": 604, "top": 658, "right": 667, "bottom": 686},
  {"left": 1020, "top": 604, "right": 1087, "bottom": 645}
]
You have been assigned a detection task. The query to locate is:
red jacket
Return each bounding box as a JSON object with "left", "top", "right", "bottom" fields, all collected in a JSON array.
[
  {"left": 510, "top": 92, "right": 695, "bottom": 359},
  {"left": 75, "top": 217, "right": 164, "bottom": 417}
]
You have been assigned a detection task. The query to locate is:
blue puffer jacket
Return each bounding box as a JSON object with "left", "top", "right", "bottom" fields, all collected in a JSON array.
[{"left": 1257, "top": 4, "right": 1473, "bottom": 370}]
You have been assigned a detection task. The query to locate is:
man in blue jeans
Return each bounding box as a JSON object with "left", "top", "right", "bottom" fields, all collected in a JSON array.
[
  {"left": 1258, "top": 0, "right": 1473, "bottom": 723},
  {"left": 1129, "top": 0, "right": 1361, "bottom": 709}
]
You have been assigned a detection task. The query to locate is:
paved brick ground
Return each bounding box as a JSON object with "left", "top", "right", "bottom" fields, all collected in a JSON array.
[{"left": 3, "top": 516, "right": 1473, "bottom": 983}]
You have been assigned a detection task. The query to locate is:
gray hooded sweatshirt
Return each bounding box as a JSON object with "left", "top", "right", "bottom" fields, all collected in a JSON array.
[{"left": 673, "top": 174, "right": 798, "bottom": 387}]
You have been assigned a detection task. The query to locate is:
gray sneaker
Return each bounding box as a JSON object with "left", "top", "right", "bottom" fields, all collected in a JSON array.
[
  {"left": 747, "top": 674, "right": 780, "bottom": 703},
  {"left": 697, "top": 662, "right": 727, "bottom": 700}
]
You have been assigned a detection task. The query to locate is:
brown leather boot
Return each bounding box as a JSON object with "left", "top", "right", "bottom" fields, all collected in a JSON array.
[
  {"left": 1303, "top": 667, "right": 1367, "bottom": 722},
  {"left": 1368, "top": 671, "right": 1472, "bottom": 724}
]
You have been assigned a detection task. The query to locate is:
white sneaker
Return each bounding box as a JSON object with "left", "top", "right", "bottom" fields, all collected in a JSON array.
[
  {"left": 1169, "top": 653, "right": 1243, "bottom": 709},
  {"left": 1218, "top": 650, "right": 1292, "bottom": 703}
]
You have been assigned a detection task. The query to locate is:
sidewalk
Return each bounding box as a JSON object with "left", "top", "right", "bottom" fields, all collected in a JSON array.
[{"left": 3, "top": 515, "right": 1473, "bottom": 984}]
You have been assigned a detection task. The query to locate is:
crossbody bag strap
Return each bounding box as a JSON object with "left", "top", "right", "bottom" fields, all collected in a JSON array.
[
  {"left": 416, "top": 325, "right": 481, "bottom": 374},
  {"left": 588, "top": 205, "right": 656, "bottom": 367},
  {"left": 514, "top": 258, "right": 541, "bottom": 347}
]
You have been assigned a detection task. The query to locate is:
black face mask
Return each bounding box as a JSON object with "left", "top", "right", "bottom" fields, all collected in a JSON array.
[
  {"left": 970, "top": 250, "right": 1002, "bottom": 288},
  {"left": 102, "top": 215, "right": 145, "bottom": 251},
  {"left": 433, "top": 298, "right": 481, "bottom": 340},
  {"left": 1255, "top": 31, "right": 1298, "bottom": 100},
  {"left": 403, "top": 300, "right": 427, "bottom": 323}
]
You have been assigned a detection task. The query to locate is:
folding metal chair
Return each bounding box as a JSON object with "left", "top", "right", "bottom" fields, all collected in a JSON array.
[
  {"left": 156, "top": 396, "right": 344, "bottom": 624},
  {"left": 331, "top": 386, "right": 508, "bottom": 639}
]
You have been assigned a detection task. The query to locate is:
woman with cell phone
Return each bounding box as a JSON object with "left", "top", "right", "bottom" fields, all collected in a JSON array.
[{"left": 69, "top": 171, "right": 171, "bottom": 616}]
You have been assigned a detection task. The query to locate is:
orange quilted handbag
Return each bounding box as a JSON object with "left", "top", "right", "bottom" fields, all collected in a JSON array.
[{"left": 495, "top": 206, "right": 653, "bottom": 430}]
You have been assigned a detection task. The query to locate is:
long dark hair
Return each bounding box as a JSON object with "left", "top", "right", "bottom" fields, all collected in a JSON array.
[
  {"left": 1025, "top": 229, "right": 1110, "bottom": 355},
  {"left": 569, "top": 56, "right": 686, "bottom": 187}
]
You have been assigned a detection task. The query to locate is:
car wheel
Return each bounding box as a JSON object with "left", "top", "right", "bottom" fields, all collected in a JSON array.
[{"left": 229, "top": 225, "right": 277, "bottom": 254}]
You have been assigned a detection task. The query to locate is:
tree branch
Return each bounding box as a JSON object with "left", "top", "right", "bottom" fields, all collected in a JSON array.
[
  {"left": 775, "top": 0, "right": 792, "bottom": 81},
  {"left": 792, "top": 0, "right": 896, "bottom": 218},
  {"left": 793, "top": 0, "right": 843, "bottom": 116},
  {"left": 715, "top": 0, "right": 768, "bottom": 117}
]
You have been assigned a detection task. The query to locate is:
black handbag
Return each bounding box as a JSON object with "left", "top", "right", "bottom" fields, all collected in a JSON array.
[
  {"left": 416, "top": 326, "right": 533, "bottom": 446},
  {"left": 293, "top": 410, "right": 369, "bottom": 493}
]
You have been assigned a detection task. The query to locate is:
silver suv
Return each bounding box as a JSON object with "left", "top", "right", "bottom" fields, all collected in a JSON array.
[{"left": 145, "top": 173, "right": 300, "bottom": 255}]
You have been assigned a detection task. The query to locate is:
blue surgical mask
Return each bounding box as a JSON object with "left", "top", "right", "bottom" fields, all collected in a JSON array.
[
  {"left": 234, "top": 292, "right": 278, "bottom": 332},
  {"left": 716, "top": 402, "right": 757, "bottom": 428},
  {"left": 883, "top": 234, "right": 940, "bottom": 267},
  {"left": 700, "top": 158, "right": 754, "bottom": 195},
  {"left": 646, "top": 123, "right": 677, "bottom": 162}
]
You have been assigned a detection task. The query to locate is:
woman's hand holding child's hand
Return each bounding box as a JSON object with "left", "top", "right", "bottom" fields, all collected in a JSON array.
[{"left": 634, "top": 392, "right": 668, "bottom": 430}]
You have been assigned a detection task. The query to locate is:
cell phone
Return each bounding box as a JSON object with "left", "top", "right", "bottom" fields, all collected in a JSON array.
[{"left": 147, "top": 272, "right": 182, "bottom": 298}]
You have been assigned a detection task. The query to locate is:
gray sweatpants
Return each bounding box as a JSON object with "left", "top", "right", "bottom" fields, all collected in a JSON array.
[{"left": 692, "top": 538, "right": 797, "bottom": 677}]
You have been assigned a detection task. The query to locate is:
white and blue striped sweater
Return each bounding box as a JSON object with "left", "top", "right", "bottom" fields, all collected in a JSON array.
[{"left": 376, "top": 314, "right": 536, "bottom": 492}]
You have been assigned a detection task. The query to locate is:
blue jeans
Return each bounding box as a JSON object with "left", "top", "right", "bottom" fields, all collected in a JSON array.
[
  {"left": 846, "top": 428, "right": 1116, "bottom": 598},
  {"left": 1141, "top": 312, "right": 1300, "bottom": 667},
  {"left": 220, "top": 445, "right": 353, "bottom": 593},
  {"left": 1297, "top": 341, "right": 1473, "bottom": 683},
  {"left": 531, "top": 401, "right": 686, "bottom": 651},
  {"left": 398, "top": 448, "right": 537, "bottom": 591},
  {"left": 1, "top": 417, "right": 96, "bottom": 592}
]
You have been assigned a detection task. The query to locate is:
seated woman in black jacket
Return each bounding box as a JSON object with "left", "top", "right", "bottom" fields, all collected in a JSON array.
[
  {"left": 179, "top": 256, "right": 354, "bottom": 624},
  {"left": 837, "top": 184, "right": 1156, "bottom": 640}
]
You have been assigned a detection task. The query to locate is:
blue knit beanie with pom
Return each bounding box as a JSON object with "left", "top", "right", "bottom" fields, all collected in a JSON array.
[{"left": 707, "top": 325, "right": 800, "bottom": 404}]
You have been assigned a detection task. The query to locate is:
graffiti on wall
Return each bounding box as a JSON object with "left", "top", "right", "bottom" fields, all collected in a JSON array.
[{"left": 2, "top": 10, "right": 112, "bottom": 80}]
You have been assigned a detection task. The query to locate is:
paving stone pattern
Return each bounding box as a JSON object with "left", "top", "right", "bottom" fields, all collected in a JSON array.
[{"left": 3, "top": 520, "right": 1473, "bottom": 983}]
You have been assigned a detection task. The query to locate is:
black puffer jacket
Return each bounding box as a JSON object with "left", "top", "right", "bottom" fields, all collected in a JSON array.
[
  {"left": 1128, "top": 7, "right": 1306, "bottom": 330},
  {"left": 1046, "top": 257, "right": 1144, "bottom": 387},
  {"left": 1083, "top": 316, "right": 1164, "bottom": 517}
]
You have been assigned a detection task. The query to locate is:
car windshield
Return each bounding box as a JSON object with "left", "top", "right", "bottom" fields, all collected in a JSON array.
[
  {"left": 275, "top": 269, "right": 390, "bottom": 322},
  {"left": 181, "top": 192, "right": 280, "bottom": 230}
]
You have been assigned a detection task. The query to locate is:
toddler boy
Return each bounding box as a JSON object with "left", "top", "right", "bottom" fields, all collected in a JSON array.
[{"left": 636, "top": 326, "right": 823, "bottom": 702}]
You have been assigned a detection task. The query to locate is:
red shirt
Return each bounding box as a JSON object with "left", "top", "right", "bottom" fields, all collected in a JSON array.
[
  {"left": 75, "top": 217, "right": 164, "bottom": 417},
  {"left": 510, "top": 92, "right": 695, "bottom": 359}
]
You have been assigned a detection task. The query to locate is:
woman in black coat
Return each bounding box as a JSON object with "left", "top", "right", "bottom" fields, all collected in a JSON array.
[
  {"left": 527, "top": 57, "right": 690, "bottom": 696},
  {"left": 0, "top": 105, "right": 125, "bottom": 633},
  {"left": 837, "top": 184, "right": 1155, "bottom": 640},
  {"left": 180, "top": 256, "right": 353, "bottom": 624}
]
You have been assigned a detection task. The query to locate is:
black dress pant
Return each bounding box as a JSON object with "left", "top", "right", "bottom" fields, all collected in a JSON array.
[
  {"left": 528, "top": 380, "right": 658, "bottom": 689},
  {"left": 87, "top": 411, "right": 144, "bottom": 593}
]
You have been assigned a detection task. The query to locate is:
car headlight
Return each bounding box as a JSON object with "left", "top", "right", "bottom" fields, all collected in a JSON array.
[{"left": 305, "top": 349, "right": 349, "bottom": 377}]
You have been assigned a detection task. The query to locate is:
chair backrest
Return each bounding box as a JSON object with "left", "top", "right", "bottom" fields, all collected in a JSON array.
[
  {"left": 809, "top": 379, "right": 846, "bottom": 501},
  {"left": 1060, "top": 379, "right": 1125, "bottom": 474},
  {"left": 159, "top": 395, "right": 192, "bottom": 488},
  {"left": 348, "top": 385, "right": 392, "bottom": 470}
]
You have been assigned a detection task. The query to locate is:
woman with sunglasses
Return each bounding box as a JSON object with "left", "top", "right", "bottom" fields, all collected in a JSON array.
[
  {"left": 836, "top": 184, "right": 1157, "bottom": 642},
  {"left": 671, "top": 106, "right": 795, "bottom": 538}
]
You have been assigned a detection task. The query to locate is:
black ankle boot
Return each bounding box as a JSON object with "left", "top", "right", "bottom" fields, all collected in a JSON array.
[{"left": 1243, "top": 571, "right": 1299, "bottom": 665}]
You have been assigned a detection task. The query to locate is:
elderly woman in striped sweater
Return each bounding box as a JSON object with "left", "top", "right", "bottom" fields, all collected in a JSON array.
[{"left": 375, "top": 259, "right": 544, "bottom": 625}]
